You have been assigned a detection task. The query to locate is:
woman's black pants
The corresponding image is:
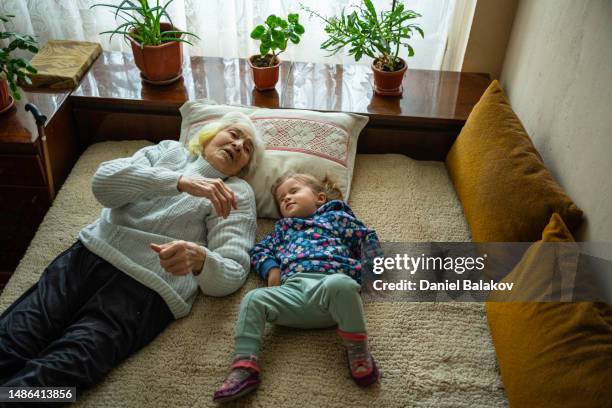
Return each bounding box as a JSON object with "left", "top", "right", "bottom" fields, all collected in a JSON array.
[{"left": 0, "top": 240, "right": 174, "bottom": 391}]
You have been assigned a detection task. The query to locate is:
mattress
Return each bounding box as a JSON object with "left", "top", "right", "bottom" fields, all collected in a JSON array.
[{"left": 0, "top": 140, "right": 507, "bottom": 407}]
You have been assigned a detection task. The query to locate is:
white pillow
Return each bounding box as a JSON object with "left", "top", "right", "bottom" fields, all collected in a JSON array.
[{"left": 179, "top": 100, "right": 369, "bottom": 218}]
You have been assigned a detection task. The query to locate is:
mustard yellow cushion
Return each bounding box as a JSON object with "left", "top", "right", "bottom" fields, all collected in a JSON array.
[
  {"left": 446, "top": 80, "right": 583, "bottom": 242},
  {"left": 21, "top": 40, "right": 102, "bottom": 90},
  {"left": 486, "top": 214, "right": 612, "bottom": 408}
]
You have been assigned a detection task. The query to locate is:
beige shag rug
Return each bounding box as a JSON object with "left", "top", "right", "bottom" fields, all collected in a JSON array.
[{"left": 0, "top": 141, "right": 507, "bottom": 407}]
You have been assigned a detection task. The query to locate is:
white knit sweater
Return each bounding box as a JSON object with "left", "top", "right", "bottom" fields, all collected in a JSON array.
[{"left": 79, "top": 140, "right": 257, "bottom": 319}]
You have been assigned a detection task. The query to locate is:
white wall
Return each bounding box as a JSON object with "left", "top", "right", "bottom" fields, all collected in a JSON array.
[
  {"left": 461, "top": 0, "right": 518, "bottom": 78},
  {"left": 500, "top": 0, "right": 612, "bottom": 242}
]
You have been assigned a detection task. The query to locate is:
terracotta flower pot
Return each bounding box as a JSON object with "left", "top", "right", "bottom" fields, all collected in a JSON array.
[
  {"left": 249, "top": 55, "right": 280, "bottom": 91},
  {"left": 129, "top": 22, "right": 183, "bottom": 84},
  {"left": 372, "top": 58, "right": 407, "bottom": 96},
  {"left": 0, "top": 79, "right": 15, "bottom": 114}
]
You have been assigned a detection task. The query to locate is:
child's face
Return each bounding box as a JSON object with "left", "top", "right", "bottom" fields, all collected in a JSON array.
[{"left": 276, "top": 178, "right": 326, "bottom": 218}]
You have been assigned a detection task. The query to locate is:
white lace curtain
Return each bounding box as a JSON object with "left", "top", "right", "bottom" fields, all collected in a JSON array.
[{"left": 0, "top": 0, "right": 461, "bottom": 70}]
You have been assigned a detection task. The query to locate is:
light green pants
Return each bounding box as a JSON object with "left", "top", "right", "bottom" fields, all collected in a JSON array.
[{"left": 234, "top": 273, "right": 367, "bottom": 356}]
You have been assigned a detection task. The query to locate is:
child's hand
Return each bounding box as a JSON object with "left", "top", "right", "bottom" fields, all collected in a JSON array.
[{"left": 267, "top": 268, "right": 281, "bottom": 287}]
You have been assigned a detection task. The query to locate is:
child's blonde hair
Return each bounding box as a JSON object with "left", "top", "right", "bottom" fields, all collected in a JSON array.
[{"left": 272, "top": 173, "right": 343, "bottom": 206}]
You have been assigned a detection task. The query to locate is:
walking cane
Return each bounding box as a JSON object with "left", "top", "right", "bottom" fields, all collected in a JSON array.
[{"left": 25, "top": 102, "right": 55, "bottom": 201}]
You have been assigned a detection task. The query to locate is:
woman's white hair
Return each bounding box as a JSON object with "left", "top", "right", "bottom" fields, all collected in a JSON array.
[{"left": 188, "top": 111, "right": 264, "bottom": 177}]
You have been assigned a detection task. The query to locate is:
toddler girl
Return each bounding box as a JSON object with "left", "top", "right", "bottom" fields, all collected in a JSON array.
[{"left": 213, "top": 173, "right": 381, "bottom": 402}]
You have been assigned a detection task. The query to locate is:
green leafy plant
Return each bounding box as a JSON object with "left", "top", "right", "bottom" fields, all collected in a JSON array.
[
  {"left": 0, "top": 14, "right": 38, "bottom": 101},
  {"left": 250, "top": 13, "right": 305, "bottom": 67},
  {"left": 92, "top": 0, "right": 198, "bottom": 47},
  {"left": 302, "top": 0, "right": 423, "bottom": 72}
]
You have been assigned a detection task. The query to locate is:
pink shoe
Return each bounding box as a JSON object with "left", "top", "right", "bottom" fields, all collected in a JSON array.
[
  {"left": 349, "top": 356, "right": 380, "bottom": 387},
  {"left": 338, "top": 329, "right": 381, "bottom": 387},
  {"left": 213, "top": 356, "right": 261, "bottom": 403}
]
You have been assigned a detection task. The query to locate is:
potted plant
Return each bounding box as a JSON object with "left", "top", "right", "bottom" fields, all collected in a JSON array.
[
  {"left": 0, "top": 14, "right": 38, "bottom": 113},
  {"left": 249, "top": 13, "right": 305, "bottom": 91},
  {"left": 92, "top": 0, "right": 198, "bottom": 84},
  {"left": 303, "top": 0, "right": 423, "bottom": 96}
]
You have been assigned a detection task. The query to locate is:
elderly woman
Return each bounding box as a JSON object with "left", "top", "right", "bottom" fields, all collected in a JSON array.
[{"left": 0, "top": 112, "right": 264, "bottom": 392}]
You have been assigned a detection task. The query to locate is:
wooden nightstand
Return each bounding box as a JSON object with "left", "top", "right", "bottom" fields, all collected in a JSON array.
[
  {"left": 71, "top": 51, "right": 490, "bottom": 160},
  {"left": 0, "top": 90, "right": 79, "bottom": 283}
]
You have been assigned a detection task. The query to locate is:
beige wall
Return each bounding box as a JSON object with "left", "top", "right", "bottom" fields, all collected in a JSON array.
[
  {"left": 500, "top": 0, "right": 612, "bottom": 242},
  {"left": 461, "top": 0, "right": 519, "bottom": 78}
]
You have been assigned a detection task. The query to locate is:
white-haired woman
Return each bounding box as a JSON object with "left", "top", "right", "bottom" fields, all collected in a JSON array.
[{"left": 0, "top": 112, "right": 264, "bottom": 394}]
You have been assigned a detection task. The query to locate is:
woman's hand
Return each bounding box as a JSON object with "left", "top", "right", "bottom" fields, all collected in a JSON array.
[
  {"left": 150, "top": 241, "right": 206, "bottom": 276},
  {"left": 267, "top": 268, "right": 281, "bottom": 287},
  {"left": 177, "top": 175, "right": 238, "bottom": 218}
]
